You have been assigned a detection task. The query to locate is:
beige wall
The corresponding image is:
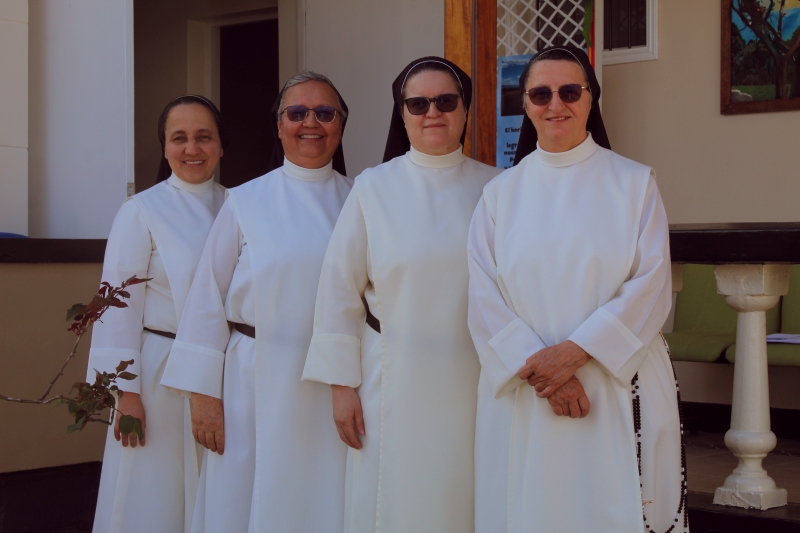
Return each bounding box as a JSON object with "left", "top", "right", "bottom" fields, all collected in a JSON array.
[
  {"left": 602, "top": 0, "right": 800, "bottom": 224},
  {"left": 304, "top": 0, "right": 445, "bottom": 177},
  {"left": 0, "top": 0, "right": 28, "bottom": 236},
  {"left": 134, "top": 0, "right": 282, "bottom": 193},
  {"left": 0, "top": 263, "right": 106, "bottom": 473}
]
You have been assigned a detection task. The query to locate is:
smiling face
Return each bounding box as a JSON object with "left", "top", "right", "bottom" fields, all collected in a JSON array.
[
  {"left": 277, "top": 80, "right": 343, "bottom": 169},
  {"left": 164, "top": 103, "right": 223, "bottom": 184},
  {"left": 402, "top": 70, "right": 466, "bottom": 156},
  {"left": 524, "top": 59, "right": 591, "bottom": 153}
]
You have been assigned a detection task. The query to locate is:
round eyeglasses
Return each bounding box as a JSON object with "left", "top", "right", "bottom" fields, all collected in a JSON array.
[
  {"left": 403, "top": 94, "right": 461, "bottom": 115},
  {"left": 525, "top": 84, "right": 589, "bottom": 106},
  {"left": 282, "top": 105, "right": 339, "bottom": 123}
]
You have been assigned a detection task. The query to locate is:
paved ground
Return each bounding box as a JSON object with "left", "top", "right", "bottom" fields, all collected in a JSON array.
[{"left": 686, "top": 431, "right": 800, "bottom": 503}]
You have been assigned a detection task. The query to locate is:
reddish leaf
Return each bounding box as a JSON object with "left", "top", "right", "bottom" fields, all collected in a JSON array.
[
  {"left": 115, "top": 359, "right": 134, "bottom": 373},
  {"left": 66, "top": 304, "right": 87, "bottom": 322}
]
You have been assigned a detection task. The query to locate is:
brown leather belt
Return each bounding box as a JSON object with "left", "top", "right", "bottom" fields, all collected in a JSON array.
[
  {"left": 230, "top": 321, "right": 256, "bottom": 339},
  {"left": 365, "top": 308, "right": 381, "bottom": 334},
  {"left": 143, "top": 327, "right": 176, "bottom": 340}
]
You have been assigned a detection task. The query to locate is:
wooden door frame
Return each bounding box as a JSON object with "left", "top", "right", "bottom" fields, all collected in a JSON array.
[{"left": 445, "top": 0, "right": 497, "bottom": 166}]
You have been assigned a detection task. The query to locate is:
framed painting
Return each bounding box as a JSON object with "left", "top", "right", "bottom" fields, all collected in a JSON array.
[{"left": 722, "top": 0, "right": 800, "bottom": 115}]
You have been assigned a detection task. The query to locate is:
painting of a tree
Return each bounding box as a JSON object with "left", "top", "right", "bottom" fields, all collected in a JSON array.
[{"left": 723, "top": 0, "right": 800, "bottom": 114}]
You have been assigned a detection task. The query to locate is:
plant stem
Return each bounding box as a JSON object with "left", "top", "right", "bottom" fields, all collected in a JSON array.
[
  {"left": 0, "top": 394, "right": 66, "bottom": 405},
  {"left": 38, "top": 332, "right": 84, "bottom": 401}
]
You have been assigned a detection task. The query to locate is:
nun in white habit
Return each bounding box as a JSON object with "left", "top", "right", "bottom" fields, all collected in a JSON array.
[
  {"left": 467, "top": 47, "right": 687, "bottom": 533},
  {"left": 88, "top": 95, "right": 227, "bottom": 533},
  {"left": 302, "top": 57, "right": 500, "bottom": 533},
  {"left": 160, "top": 71, "right": 351, "bottom": 533}
]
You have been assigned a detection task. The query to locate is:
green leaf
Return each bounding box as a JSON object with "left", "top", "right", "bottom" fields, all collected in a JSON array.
[
  {"left": 66, "top": 423, "right": 79, "bottom": 434},
  {"left": 124, "top": 276, "right": 152, "bottom": 287},
  {"left": 115, "top": 359, "right": 134, "bottom": 373},
  {"left": 66, "top": 303, "right": 87, "bottom": 322},
  {"left": 50, "top": 398, "right": 67, "bottom": 409},
  {"left": 119, "top": 414, "right": 134, "bottom": 436},
  {"left": 133, "top": 417, "right": 144, "bottom": 441},
  {"left": 117, "top": 372, "right": 137, "bottom": 381},
  {"left": 67, "top": 402, "right": 80, "bottom": 414},
  {"left": 583, "top": 0, "right": 594, "bottom": 48}
]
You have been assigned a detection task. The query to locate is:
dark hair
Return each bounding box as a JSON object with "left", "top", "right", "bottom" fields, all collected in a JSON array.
[
  {"left": 400, "top": 61, "right": 465, "bottom": 102},
  {"left": 522, "top": 48, "right": 591, "bottom": 96},
  {"left": 158, "top": 95, "right": 228, "bottom": 150},
  {"left": 156, "top": 95, "right": 228, "bottom": 182}
]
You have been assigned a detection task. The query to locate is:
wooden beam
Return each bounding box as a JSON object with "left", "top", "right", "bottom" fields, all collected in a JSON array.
[
  {"left": 444, "top": 0, "right": 475, "bottom": 158},
  {"left": 445, "top": 0, "right": 497, "bottom": 166},
  {"left": 474, "top": 0, "right": 497, "bottom": 166}
]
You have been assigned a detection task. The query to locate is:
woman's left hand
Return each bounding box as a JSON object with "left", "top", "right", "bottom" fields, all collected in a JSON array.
[{"left": 518, "top": 340, "right": 591, "bottom": 398}]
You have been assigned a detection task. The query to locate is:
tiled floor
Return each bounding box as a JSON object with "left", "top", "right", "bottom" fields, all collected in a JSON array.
[{"left": 686, "top": 432, "right": 800, "bottom": 503}]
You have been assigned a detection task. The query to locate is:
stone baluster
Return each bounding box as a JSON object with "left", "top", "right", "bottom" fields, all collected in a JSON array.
[{"left": 712, "top": 264, "right": 790, "bottom": 510}]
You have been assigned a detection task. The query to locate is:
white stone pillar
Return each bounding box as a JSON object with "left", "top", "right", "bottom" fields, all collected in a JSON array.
[
  {"left": 0, "top": 0, "right": 28, "bottom": 236},
  {"left": 713, "top": 263, "right": 790, "bottom": 510}
]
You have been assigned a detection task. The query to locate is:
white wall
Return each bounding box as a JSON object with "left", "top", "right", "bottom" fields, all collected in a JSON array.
[
  {"left": 304, "top": 0, "right": 444, "bottom": 177},
  {"left": 0, "top": 0, "right": 28, "bottom": 236},
  {"left": 28, "top": 0, "right": 134, "bottom": 238}
]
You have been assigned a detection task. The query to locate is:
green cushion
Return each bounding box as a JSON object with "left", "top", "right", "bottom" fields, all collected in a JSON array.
[
  {"left": 666, "top": 264, "right": 780, "bottom": 363},
  {"left": 781, "top": 265, "right": 800, "bottom": 334},
  {"left": 725, "top": 343, "right": 800, "bottom": 367},
  {"left": 663, "top": 331, "right": 737, "bottom": 362}
]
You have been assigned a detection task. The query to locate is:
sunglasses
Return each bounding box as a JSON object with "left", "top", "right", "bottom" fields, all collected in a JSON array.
[
  {"left": 403, "top": 94, "right": 461, "bottom": 115},
  {"left": 525, "top": 84, "right": 589, "bottom": 106},
  {"left": 282, "top": 105, "right": 339, "bottom": 123}
]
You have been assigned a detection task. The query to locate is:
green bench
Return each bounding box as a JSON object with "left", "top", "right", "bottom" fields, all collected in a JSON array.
[{"left": 664, "top": 264, "right": 798, "bottom": 365}]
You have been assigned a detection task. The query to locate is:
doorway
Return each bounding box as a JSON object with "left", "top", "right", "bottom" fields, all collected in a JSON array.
[{"left": 219, "top": 19, "right": 279, "bottom": 188}]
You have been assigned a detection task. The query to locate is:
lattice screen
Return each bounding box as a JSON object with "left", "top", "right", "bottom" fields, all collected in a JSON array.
[{"left": 497, "top": 0, "right": 586, "bottom": 57}]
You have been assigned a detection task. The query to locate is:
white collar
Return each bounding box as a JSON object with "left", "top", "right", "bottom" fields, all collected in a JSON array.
[
  {"left": 167, "top": 173, "right": 216, "bottom": 192},
  {"left": 533, "top": 133, "right": 598, "bottom": 168},
  {"left": 282, "top": 157, "right": 334, "bottom": 181},
  {"left": 409, "top": 145, "right": 466, "bottom": 169}
]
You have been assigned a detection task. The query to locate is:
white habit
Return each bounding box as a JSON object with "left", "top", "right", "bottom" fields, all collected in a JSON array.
[
  {"left": 468, "top": 134, "right": 685, "bottom": 533},
  {"left": 88, "top": 174, "right": 226, "bottom": 533},
  {"left": 161, "top": 159, "right": 352, "bottom": 533},
  {"left": 302, "top": 147, "right": 500, "bottom": 533}
]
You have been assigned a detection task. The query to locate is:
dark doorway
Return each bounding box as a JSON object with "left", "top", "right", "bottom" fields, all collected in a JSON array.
[{"left": 219, "top": 19, "right": 279, "bottom": 188}]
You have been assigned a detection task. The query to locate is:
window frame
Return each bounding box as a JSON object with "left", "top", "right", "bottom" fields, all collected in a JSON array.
[{"left": 602, "top": 0, "right": 658, "bottom": 65}]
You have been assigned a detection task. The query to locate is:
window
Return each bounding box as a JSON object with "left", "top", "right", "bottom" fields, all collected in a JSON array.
[{"left": 602, "top": 0, "right": 657, "bottom": 64}]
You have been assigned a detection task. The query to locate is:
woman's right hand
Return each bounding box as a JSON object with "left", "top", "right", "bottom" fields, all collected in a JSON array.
[
  {"left": 332, "top": 385, "right": 365, "bottom": 450},
  {"left": 546, "top": 376, "right": 591, "bottom": 418},
  {"left": 114, "top": 392, "right": 146, "bottom": 447},
  {"left": 191, "top": 393, "right": 225, "bottom": 455}
]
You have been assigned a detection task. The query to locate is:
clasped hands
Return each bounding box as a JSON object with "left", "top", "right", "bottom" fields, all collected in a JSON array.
[{"left": 518, "top": 340, "right": 592, "bottom": 418}]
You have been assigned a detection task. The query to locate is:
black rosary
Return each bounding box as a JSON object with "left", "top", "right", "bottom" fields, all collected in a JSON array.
[{"left": 631, "top": 334, "right": 689, "bottom": 533}]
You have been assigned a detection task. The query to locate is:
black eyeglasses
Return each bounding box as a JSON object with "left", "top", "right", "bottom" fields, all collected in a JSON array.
[
  {"left": 282, "top": 105, "right": 339, "bottom": 123},
  {"left": 403, "top": 94, "right": 461, "bottom": 115},
  {"left": 525, "top": 84, "right": 589, "bottom": 106}
]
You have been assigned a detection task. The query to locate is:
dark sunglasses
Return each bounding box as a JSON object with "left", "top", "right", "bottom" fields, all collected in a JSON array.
[
  {"left": 282, "top": 105, "right": 339, "bottom": 123},
  {"left": 403, "top": 94, "right": 461, "bottom": 115},
  {"left": 525, "top": 84, "right": 589, "bottom": 106}
]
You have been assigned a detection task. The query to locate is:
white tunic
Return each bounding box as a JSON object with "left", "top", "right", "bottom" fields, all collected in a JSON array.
[
  {"left": 161, "top": 159, "right": 352, "bottom": 533},
  {"left": 302, "top": 147, "right": 500, "bottom": 533},
  {"left": 88, "top": 174, "right": 226, "bottom": 533},
  {"left": 468, "top": 134, "right": 685, "bottom": 533}
]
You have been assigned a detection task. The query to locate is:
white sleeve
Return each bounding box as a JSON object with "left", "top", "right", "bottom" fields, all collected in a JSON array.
[
  {"left": 87, "top": 200, "right": 151, "bottom": 394},
  {"left": 160, "top": 200, "right": 241, "bottom": 399},
  {"left": 467, "top": 192, "right": 547, "bottom": 399},
  {"left": 568, "top": 174, "right": 672, "bottom": 384},
  {"left": 302, "top": 189, "right": 369, "bottom": 388}
]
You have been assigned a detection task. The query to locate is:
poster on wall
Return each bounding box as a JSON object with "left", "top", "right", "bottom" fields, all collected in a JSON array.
[
  {"left": 496, "top": 54, "right": 534, "bottom": 169},
  {"left": 722, "top": 0, "right": 800, "bottom": 115}
]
